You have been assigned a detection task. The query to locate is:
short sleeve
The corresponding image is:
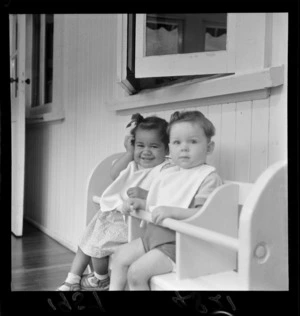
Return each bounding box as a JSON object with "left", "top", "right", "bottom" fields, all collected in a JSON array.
[{"left": 190, "top": 172, "right": 223, "bottom": 208}]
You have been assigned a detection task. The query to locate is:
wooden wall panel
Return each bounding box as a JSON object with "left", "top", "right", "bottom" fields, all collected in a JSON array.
[
  {"left": 268, "top": 13, "right": 288, "bottom": 166},
  {"left": 268, "top": 87, "right": 287, "bottom": 166},
  {"left": 235, "top": 101, "right": 252, "bottom": 182},
  {"left": 250, "top": 99, "right": 270, "bottom": 182},
  {"left": 206, "top": 104, "right": 222, "bottom": 170},
  {"left": 219, "top": 103, "right": 236, "bottom": 180}
]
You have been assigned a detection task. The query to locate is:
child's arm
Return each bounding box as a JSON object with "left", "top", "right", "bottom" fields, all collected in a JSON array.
[
  {"left": 127, "top": 187, "right": 148, "bottom": 200},
  {"left": 110, "top": 135, "right": 135, "bottom": 180},
  {"left": 151, "top": 173, "right": 222, "bottom": 225},
  {"left": 151, "top": 206, "right": 200, "bottom": 225}
]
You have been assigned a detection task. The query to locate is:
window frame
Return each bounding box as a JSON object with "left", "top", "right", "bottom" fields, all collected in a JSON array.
[
  {"left": 9, "top": 14, "right": 19, "bottom": 118},
  {"left": 27, "top": 14, "right": 53, "bottom": 116},
  {"left": 26, "top": 14, "right": 64, "bottom": 123},
  {"left": 134, "top": 13, "right": 236, "bottom": 78},
  {"left": 116, "top": 14, "right": 137, "bottom": 95},
  {"left": 114, "top": 13, "right": 283, "bottom": 112}
]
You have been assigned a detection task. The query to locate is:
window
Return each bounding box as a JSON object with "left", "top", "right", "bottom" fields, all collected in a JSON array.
[
  {"left": 29, "top": 14, "right": 54, "bottom": 115},
  {"left": 117, "top": 14, "right": 234, "bottom": 95},
  {"left": 115, "top": 13, "right": 283, "bottom": 112},
  {"left": 135, "top": 13, "right": 235, "bottom": 78},
  {"left": 145, "top": 15, "right": 185, "bottom": 56}
]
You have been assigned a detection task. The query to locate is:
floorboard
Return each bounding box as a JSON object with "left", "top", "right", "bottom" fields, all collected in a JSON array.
[{"left": 11, "top": 221, "right": 76, "bottom": 291}]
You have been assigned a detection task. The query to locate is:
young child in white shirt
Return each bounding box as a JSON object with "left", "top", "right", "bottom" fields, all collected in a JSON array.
[
  {"left": 109, "top": 110, "right": 222, "bottom": 290},
  {"left": 57, "top": 114, "right": 169, "bottom": 291}
]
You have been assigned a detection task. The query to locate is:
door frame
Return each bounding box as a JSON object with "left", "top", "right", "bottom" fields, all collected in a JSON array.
[{"left": 10, "top": 14, "right": 26, "bottom": 236}]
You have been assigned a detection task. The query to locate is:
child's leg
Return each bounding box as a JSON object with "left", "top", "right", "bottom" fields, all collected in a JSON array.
[
  {"left": 127, "top": 248, "right": 173, "bottom": 290},
  {"left": 70, "top": 247, "right": 91, "bottom": 276},
  {"left": 80, "top": 256, "right": 110, "bottom": 291},
  {"left": 91, "top": 256, "right": 109, "bottom": 275},
  {"left": 57, "top": 247, "right": 90, "bottom": 291},
  {"left": 109, "top": 238, "right": 146, "bottom": 291}
]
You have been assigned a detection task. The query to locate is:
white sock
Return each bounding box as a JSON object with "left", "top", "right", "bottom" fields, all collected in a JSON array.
[
  {"left": 94, "top": 271, "right": 109, "bottom": 280},
  {"left": 57, "top": 272, "right": 81, "bottom": 291},
  {"left": 65, "top": 272, "right": 81, "bottom": 284}
]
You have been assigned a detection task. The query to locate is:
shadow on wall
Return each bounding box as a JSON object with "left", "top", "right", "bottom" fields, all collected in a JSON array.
[{"left": 24, "top": 126, "right": 51, "bottom": 224}]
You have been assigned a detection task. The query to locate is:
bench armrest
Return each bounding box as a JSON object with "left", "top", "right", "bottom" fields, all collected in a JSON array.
[{"left": 129, "top": 183, "right": 239, "bottom": 279}]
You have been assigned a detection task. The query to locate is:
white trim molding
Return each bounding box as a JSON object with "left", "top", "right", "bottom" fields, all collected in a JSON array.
[{"left": 110, "top": 65, "right": 284, "bottom": 112}]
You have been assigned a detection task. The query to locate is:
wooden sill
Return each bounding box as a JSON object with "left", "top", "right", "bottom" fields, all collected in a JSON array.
[
  {"left": 109, "top": 65, "right": 284, "bottom": 112},
  {"left": 26, "top": 111, "right": 65, "bottom": 125}
]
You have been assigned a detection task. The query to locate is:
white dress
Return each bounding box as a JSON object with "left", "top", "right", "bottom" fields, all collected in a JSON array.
[
  {"left": 79, "top": 160, "right": 168, "bottom": 258},
  {"left": 79, "top": 208, "right": 128, "bottom": 258}
]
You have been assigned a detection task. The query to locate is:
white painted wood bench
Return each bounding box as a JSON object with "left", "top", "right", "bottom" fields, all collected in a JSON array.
[{"left": 86, "top": 153, "right": 288, "bottom": 290}]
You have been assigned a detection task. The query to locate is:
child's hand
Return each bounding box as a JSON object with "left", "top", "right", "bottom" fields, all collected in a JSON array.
[
  {"left": 121, "top": 199, "right": 133, "bottom": 215},
  {"left": 151, "top": 206, "right": 173, "bottom": 225},
  {"left": 127, "top": 187, "right": 148, "bottom": 199},
  {"left": 121, "top": 198, "right": 145, "bottom": 215},
  {"left": 128, "top": 198, "right": 145, "bottom": 211},
  {"left": 124, "top": 135, "right": 134, "bottom": 154}
]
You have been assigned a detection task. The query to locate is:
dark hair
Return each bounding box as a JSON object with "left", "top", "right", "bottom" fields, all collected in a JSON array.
[
  {"left": 128, "top": 113, "right": 169, "bottom": 149},
  {"left": 168, "top": 110, "right": 215, "bottom": 141}
]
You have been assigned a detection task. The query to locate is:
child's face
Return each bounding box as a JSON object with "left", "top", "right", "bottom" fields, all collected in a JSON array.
[
  {"left": 134, "top": 128, "right": 167, "bottom": 168},
  {"left": 169, "top": 121, "right": 214, "bottom": 169}
]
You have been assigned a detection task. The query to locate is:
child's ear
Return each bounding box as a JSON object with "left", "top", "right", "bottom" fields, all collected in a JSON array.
[{"left": 207, "top": 141, "right": 215, "bottom": 155}]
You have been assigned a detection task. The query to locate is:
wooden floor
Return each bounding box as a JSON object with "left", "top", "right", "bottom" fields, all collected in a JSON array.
[{"left": 11, "top": 221, "right": 76, "bottom": 291}]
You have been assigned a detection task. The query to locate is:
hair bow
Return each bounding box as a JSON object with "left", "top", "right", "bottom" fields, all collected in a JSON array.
[{"left": 126, "top": 113, "right": 144, "bottom": 128}]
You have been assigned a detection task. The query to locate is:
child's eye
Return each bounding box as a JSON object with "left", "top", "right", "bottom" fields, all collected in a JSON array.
[
  {"left": 136, "top": 144, "right": 144, "bottom": 148},
  {"left": 191, "top": 139, "right": 197, "bottom": 144},
  {"left": 172, "top": 140, "right": 180, "bottom": 145},
  {"left": 151, "top": 145, "right": 158, "bottom": 149}
]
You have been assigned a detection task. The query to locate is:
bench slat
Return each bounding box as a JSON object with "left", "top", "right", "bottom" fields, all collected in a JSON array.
[{"left": 150, "top": 271, "right": 244, "bottom": 291}]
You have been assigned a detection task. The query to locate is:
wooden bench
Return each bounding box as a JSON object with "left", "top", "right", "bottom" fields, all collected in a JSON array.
[{"left": 86, "top": 153, "right": 288, "bottom": 290}]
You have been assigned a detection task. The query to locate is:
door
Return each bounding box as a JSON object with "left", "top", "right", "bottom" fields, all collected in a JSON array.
[{"left": 10, "top": 14, "right": 26, "bottom": 236}]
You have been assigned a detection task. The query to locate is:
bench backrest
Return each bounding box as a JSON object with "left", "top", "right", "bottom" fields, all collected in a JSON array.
[{"left": 85, "top": 153, "right": 123, "bottom": 224}]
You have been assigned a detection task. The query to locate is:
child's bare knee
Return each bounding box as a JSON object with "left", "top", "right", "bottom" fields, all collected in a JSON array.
[
  {"left": 127, "top": 263, "right": 147, "bottom": 287},
  {"left": 111, "top": 248, "right": 126, "bottom": 269}
]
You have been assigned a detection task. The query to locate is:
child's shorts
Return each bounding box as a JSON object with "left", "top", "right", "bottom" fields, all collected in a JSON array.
[
  {"left": 166, "top": 254, "right": 176, "bottom": 272},
  {"left": 141, "top": 237, "right": 176, "bottom": 272}
]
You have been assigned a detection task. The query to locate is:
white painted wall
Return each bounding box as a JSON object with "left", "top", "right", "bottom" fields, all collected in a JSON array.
[{"left": 24, "top": 14, "right": 287, "bottom": 251}]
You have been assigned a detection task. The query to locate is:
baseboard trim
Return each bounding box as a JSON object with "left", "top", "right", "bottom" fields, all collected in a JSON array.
[{"left": 24, "top": 216, "right": 77, "bottom": 253}]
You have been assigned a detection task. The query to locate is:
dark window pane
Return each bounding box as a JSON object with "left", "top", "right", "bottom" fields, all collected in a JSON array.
[
  {"left": 145, "top": 13, "right": 227, "bottom": 56},
  {"left": 31, "top": 14, "right": 41, "bottom": 107},
  {"left": 15, "top": 17, "right": 18, "bottom": 50},
  {"left": 14, "top": 57, "right": 18, "bottom": 97},
  {"left": 44, "top": 14, "right": 53, "bottom": 103}
]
